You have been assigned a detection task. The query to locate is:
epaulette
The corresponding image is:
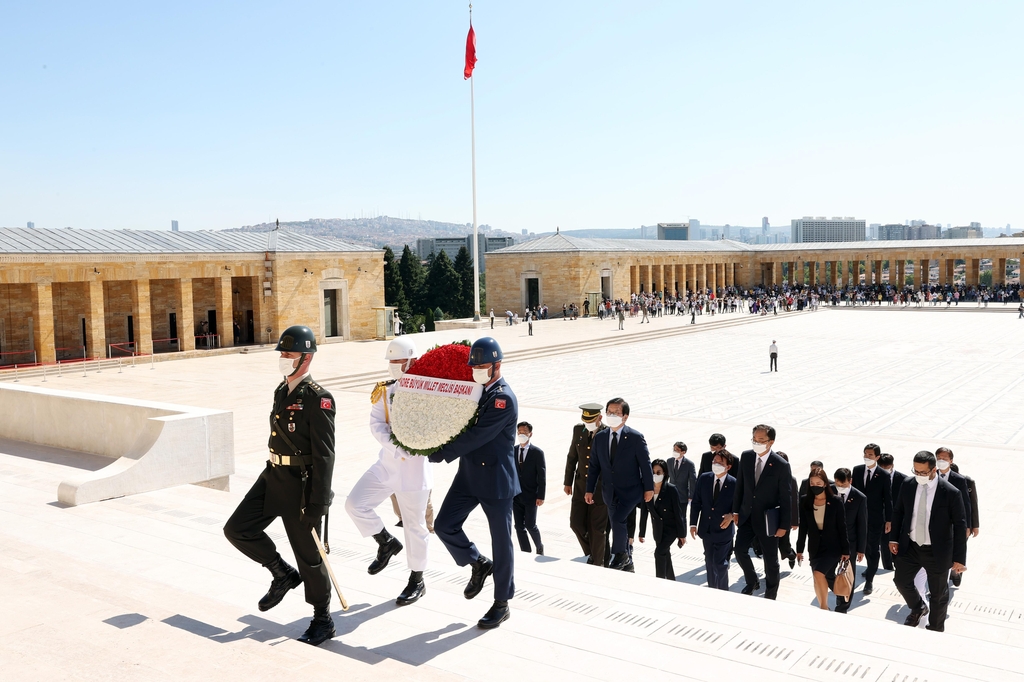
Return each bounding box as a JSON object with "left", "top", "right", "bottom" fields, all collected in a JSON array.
[
  {"left": 307, "top": 381, "right": 331, "bottom": 397},
  {"left": 370, "top": 380, "right": 395, "bottom": 404}
]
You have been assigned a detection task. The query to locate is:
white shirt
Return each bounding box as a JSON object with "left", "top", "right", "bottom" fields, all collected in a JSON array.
[
  {"left": 769, "top": 343, "right": 778, "bottom": 354},
  {"left": 286, "top": 372, "right": 310, "bottom": 394},
  {"left": 909, "top": 475, "right": 938, "bottom": 545},
  {"left": 517, "top": 442, "right": 531, "bottom": 463}
]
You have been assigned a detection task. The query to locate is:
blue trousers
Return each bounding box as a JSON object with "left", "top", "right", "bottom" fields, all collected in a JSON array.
[
  {"left": 702, "top": 536, "right": 733, "bottom": 590},
  {"left": 435, "top": 483, "right": 515, "bottom": 601},
  {"left": 606, "top": 490, "right": 641, "bottom": 553}
]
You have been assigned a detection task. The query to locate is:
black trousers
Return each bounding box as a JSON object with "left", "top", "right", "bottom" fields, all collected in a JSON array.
[
  {"left": 223, "top": 469, "right": 331, "bottom": 606},
  {"left": 735, "top": 517, "right": 781, "bottom": 598},
  {"left": 569, "top": 489, "right": 609, "bottom": 565},
  {"left": 650, "top": 523, "right": 678, "bottom": 580},
  {"left": 893, "top": 542, "right": 950, "bottom": 631},
  {"left": 881, "top": 532, "right": 895, "bottom": 570},
  {"left": 512, "top": 493, "right": 543, "bottom": 552},
  {"left": 863, "top": 525, "right": 883, "bottom": 579},
  {"left": 769, "top": 353, "right": 778, "bottom": 371}
]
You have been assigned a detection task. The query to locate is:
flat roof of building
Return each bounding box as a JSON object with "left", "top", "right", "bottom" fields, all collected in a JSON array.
[{"left": 0, "top": 227, "right": 378, "bottom": 255}]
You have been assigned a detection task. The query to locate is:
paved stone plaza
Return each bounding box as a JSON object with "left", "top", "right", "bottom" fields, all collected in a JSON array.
[{"left": 1, "top": 306, "right": 1022, "bottom": 680}]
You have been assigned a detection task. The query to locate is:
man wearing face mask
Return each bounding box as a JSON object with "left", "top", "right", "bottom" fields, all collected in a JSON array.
[
  {"left": 690, "top": 450, "right": 736, "bottom": 590},
  {"left": 698, "top": 433, "right": 727, "bottom": 476},
  {"left": 512, "top": 421, "right": 546, "bottom": 555},
  {"left": 731, "top": 424, "right": 792, "bottom": 599},
  {"left": 223, "top": 325, "right": 337, "bottom": 646},
  {"left": 889, "top": 451, "right": 967, "bottom": 632},
  {"left": 878, "top": 453, "right": 906, "bottom": 571},
  {"left": 343, "top": 337, "right": 432, "bottom": 607},
  {"left": 833, "top": 468, "right": 867, "bottom": 613},
  {"left": 564, "top": 403, "right": 611, "bottom": 566},
  {"left": 851, "top": 444, "right": 892, "bottom": 596},
  {"left": 585, "top": 398, "right": 654, "bottom": 572},
  {"left": 429, "top": 337, "right": 520, "bottom": 629},
  {"left": 934, "top": 447, "right": 974, "bottom": 587}
]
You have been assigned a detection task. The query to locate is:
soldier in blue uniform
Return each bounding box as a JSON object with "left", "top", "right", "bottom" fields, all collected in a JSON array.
[
  {"left": 430, "top": 337, "right": 520, "bottom": 629},
  {"left": 223, "top": 325, "right": 337, "bottom": 646}
]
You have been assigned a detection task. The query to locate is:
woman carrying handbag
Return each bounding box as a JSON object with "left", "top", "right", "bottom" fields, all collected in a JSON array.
[{"left": 796, "top": 466, "right": 851, "bottom": 611}]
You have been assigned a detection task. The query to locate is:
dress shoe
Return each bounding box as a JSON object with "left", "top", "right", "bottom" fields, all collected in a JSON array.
[
  {"left": 396, "top": 571, "right": 426, "bottom": 606},
  {"left": 608, "top": 552, "right": 629, "bottom": 570},
  {"left": 622, "top": 556, "right": 635, "bottom": 573},
  {"left": 740, "top": 579, "right": 761, "bottom": 595},
  {"left": 258, "top": 556, "right": 302, "bottom": 612},
  {"left": 297, "top": 603, "right": 335, "bottom": 646},
  {"left": 368, "top": 531, "right": 403, "bottom": 575},
  {"left": 834, "top": 596, "right": 850, "bottom": 614},
  {"left": 477, "top": 600, "right": 510, "bottom": 629},
  {"left": 925, "top": 624, "right": 944, "bottom": 632},
  {"left": 536, "top": 545, "right": 544, "bottom": 556},
  {"left": 464, "top": 556, "right": 493, "bottom": 599},
  {"left": 787, "top": 550, "right": 797, "bottom": 570},
  {"left": 862, "top": 580, "right": 873, "bottom": 596},
  {"left": 950, "top": 570, "right": 962, "bottom": 587},
  {"left": 904, "top": 604, "right": 929, "bottom": 627}
]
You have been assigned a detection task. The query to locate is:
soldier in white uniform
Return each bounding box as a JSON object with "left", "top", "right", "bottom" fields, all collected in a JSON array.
[{"left": 344, "top": 337, "right": 433, "bottom": 605}]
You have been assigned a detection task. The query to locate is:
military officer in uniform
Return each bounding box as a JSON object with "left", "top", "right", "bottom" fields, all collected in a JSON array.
[
  {"left": 345, "top": 337, "right": 432, "bottom": 606},
  {"left": 223, "top": 325, "right": 337, "bottom": 646},
  {"left": 429, "top": 337, "right": 520, "bottom": 630},
  {"left": 563, "top": 403, "right": 611, "bottom": 566}
]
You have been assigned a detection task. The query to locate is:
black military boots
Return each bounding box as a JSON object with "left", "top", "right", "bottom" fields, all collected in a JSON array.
[
  {"left": 297, "top": 602, "right": 335, "bottom": 646},
  {"left": 368, "top": 529, "right": 403, "bottom": 575},
  {"left": 259, "top": 555, "right": 302, "bottom": 611},
  {"left": 396, "top": 570, "right": 426, "bottom": 606}
]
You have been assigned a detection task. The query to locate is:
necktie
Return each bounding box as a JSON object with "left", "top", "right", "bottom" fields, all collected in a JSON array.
[
  {"left": 915, "top": 483, "right": 929, "bottom": 544},
  {"left": 713, "top": 478, "right": 721, "bottom": 503},
  {"left": 610, "top": 432, "right": 619, "bottom": 466},
  {"left": 841, "top": 492, "right": 847, "bottom": 503},
  {"left": 865, "top": 468, "right": 871, "bottom": 487},
  {"left": 754, "top": 456, "right": 764, "bottom": 485},
  {"left": 518, "top": 447, "right": 524, "bottom": 465}
]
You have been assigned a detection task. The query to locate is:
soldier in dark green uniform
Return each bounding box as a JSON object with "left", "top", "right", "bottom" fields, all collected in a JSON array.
[
  {"left": 563, "top": 403, "right": 611, "bottom": 566},
  {"left": 223, "top": 325, "right": 337, "bottom": 646}
]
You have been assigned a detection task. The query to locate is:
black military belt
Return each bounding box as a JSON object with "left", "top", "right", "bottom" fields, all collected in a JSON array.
[{"left": 269, "top": 453, "right": 313, "bottom": 467}]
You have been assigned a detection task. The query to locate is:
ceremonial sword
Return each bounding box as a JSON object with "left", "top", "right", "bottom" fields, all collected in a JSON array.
[{"left": 310, "top": 527, "right": 349, "bottom": 611}]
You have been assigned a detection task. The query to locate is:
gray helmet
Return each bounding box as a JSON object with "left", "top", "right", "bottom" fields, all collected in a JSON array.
[{"left": 276, "top": 325, "right": 318, "bottom": 353}]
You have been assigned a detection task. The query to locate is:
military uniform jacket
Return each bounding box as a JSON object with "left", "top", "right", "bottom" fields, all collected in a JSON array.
[
  {"left": 264, "top": 375, "right": 336, "bottom": 516},
  {"left": 564, "top": 423, "right": 607, "bottom": 506}
]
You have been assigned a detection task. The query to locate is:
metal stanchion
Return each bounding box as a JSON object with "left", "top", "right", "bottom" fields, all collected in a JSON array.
[
  {"left": 96, "top": 358, "right": 101, "bottom": 373},
  {"left": 118, "top": 358, "right": 122, "bottom": 373},
  {"left": 13, "top": 364, "right": 18, "bottom": 382},
  {"left": 57, "top": 361, "right": 62, "bottom": 378},
  {"left": 42, "top": 364, "right": 47, "bottom": 382}
]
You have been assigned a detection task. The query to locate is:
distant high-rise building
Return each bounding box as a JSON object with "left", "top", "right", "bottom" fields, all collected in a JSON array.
[
  {"left": 171, "top": 220, "right": 179, "bottom": 232},
  {"left": 415, "top": 234, "right": 515, "bottom": 272},
  {"left": 689, "top": 219, "right": 700, "bottom": 240},
  {"left": 656, "top": 223, "right": 690, "bottom": 240},
  {"left": 522, "top": 229, "right": 528, "bottom": 235},
  {"left": 869, "top": 223, "right": 881, "bottom": 240},
  {"left": 944, "top": 226, "right": 983, "bottom": 239},
  {"left": 878, "top": 224, "right": 907, "bottom": 240},
  {"left": 970, "top": 222, "right": 981, "bottom": 229},
  {"left": 790, "top": 217, "right": 866, "bottom": 243},
  {"left": 761, "top": 217, "right": 769, "bottom": 236},
  {"left": 26, "top": 221, "right": 34, "bottom": 229}
]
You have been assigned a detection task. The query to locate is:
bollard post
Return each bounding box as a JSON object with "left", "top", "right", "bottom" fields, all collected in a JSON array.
[
  {"left": 118, "top": 358, "right": 122, "bottom": 373},
  {"left": 13, "top": 364, "right": 18, "bottom": 382},
  {"left": 151, "top": 353, "right": 155, "bottom": 370},
  {"left": 96, "top": 358, "right": 101, "bottom": 374},
  {"left": 42, "top": 364, "right": 47, "bottom": 382},
  {"left": 57, "top": 360, "right": 62, "bottom": 378}
]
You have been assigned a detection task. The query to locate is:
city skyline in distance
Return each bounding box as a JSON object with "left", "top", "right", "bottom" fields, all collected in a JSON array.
[{"left": 1, "top": 2, "right": 1022, "bottom": 234}]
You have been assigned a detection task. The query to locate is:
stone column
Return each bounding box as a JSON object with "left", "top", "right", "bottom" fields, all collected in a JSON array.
[
  {"left": 968, "top": 258, "right": 980, "bottom": 287},
  {"left": 864, "top": 260, "right": 872, "bottom": 285},
  {"left": 30, "top": 282, "right": 57, "bottom": 365},
  {"left": 994, "top": 258, "right": 1007, "bottom": 287},
  {"left": 873, "top": 259, "right": 882, "bottom": 285},
  {"left": 687, "top": 263, "right": 696, "bottom": 295},
  {"left": 214, "top": 275, "right": 234, "bottom": 347},
  {"left": 770, "top": 262, "right": 779, "bottom": 287},
  {"left": 695, "top": 263, "right": 704, "bottom": 293},
  {"left": 630, "top": 265, "right": 638, "bottom": 295},
  {"left": 86, "top": 280, "right": 106, "bottom": 359},
  {"left": 653, "top": 263, "right": 663, "bottom": 295},
  {"left": 919, "top": 259, "right": 930, "bottom": 289},
  {"left": 645, "top": 264, "right": 654, "bottom": 293},
  {"left": 177, "top": 278, "right": 196, "bottom": 351},
  {"left": 708, "top": 263, "right": 717, "bottom": 293},
  {"left": 133, "top": 279, "right": 154, "bottom": 355}
]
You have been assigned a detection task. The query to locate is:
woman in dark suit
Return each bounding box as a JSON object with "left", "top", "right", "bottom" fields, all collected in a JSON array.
[
  {"left": 797, "top": 466, "right": 850, "bottom": 610},
  {"left": 639, "top": 459, "right": 688, "bottom": 580}
]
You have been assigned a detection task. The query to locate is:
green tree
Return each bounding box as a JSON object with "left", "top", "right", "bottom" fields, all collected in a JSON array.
[
  {"left": 424, "top": 307, "right": 435, "bottom": 332},
  {"left": 383, "top": 246, "right": 410, "bottom": 319},
  {"left": 426, "top": 249, "right": 461, "bottom": 317},
  {"left": 453, "top": 245, "right": 475, "bottom": 318},
  {"left": 398, "top": 245, "right": 426, "bottom": 314}
]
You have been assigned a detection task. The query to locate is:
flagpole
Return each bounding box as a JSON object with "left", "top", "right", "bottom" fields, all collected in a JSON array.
[{"left": 469, "top": 3, "right": 481, "bottom": 321}]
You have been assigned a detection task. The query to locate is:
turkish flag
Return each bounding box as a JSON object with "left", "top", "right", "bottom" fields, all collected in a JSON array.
[{"left": 464, "top": 24, "right": 477, "bottom": 79}]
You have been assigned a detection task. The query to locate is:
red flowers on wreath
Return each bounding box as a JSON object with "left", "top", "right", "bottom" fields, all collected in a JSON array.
[{"left": 405, "top": 341, "right": 474, "bottom": 382}]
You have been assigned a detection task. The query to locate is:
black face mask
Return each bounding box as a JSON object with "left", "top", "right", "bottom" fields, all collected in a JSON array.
[{"left": 809, "top": 485, "right": 826, "bottom": 496}]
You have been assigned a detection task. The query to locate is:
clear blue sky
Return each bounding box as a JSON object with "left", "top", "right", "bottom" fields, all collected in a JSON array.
[{"left": 2, "top": 1, "right": 1021, "bottom": 233}]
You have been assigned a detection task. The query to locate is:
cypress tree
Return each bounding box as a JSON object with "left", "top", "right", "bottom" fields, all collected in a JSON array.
[
  {"left": 453, "top": 245, "right": 475, "bottom": 318},
  {"left": 383, "top": 246, "right": 410, "bottom": 319},
  {"left": 425, "top": 250, "right": 461, "bottom": 318},
  {"left": 398, "top": 245, "right": 426, "bottom": 314}
]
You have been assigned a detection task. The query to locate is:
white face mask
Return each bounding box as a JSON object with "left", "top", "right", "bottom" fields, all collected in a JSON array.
[
  {"left": 279, "top": 357, "right": 298, "bottom": 377},
  {"left": 711, "top": 463, "right": 727, "bottom": 476},
  {"left": 864, "top": 457, "right": 876, "bottom": 467},
  {"left": 936, "top": 459, "right": 950, "bottom": 472},
  {"left": 652, "top": 473, "right": 664, "bottom": 483},
  {"left": 915, "top": 473, "right": 932, "bottom": 486},
  {"left": 472, "top": 366, "right": 492, "bottom": 384},
  {"left": 584, "top": 422, "right": 598, "bottom": 432},
  {"left": 517, "top": 434, "right": 529, "bottom": 445},
  {"left": 836, "top": 485, "right": 850, "bottom": 495},
  {"left": 751, "top": 441, "right": 770, "bottom": 455},
  {"left": 388, "top": 363, "right": 405, "bottom": 380},
  {"left": 605, "top": 414, "right": 623, "bottom": 428}
]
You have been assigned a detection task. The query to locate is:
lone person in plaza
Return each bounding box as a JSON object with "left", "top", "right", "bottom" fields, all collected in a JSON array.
[
  {"left": 344, "top": 337, "right": 432, "bottom": 607},
  {"left": 769, "top": 340, "right": 778, "bottom": 372},
  {"left": 223, "top": 325, "right": 337, "bottom": 646},
  {"left": 564, "top": 403, "right": 610, "bottom": 566},
  {"left": 429, "top": 337, "right": 520, "bottom": 629}
]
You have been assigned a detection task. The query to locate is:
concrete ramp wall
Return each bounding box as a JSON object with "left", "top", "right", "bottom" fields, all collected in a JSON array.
[{"left": 0, "top": 383, "right": 233, "bottom": 506}]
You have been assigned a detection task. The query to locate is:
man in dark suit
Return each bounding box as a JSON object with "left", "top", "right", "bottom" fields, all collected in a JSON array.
[
  {"left": 512, "top": 421, "right": 546, "bottom": 555},
  {"left": 798, "top": 460, "right": 827, "bottom": 499},
  {"left": 833, "top": 468, "right": 867, "bottom": 613},
  {"left": 731, "top": 424, "right": 792, "bottom": 599},
  {"left": 936, "top": 448, "right": 976, "bottom": 587},
  {"left": 586, "top": 397, "right": 654, "bottom": 572},
  {"left": 889, "top": 451, "right": 967, "bottom": 632},
  {"left": 564, "top": 403, "right": 609, "bottom": 566},
  {"left": 690, "top": 449, "right": 736, "bottom": 590},
  {"left": 430, "top": 337, "right": 520, "bottom": 629},
  {"left": 698, "top": 433, "right": 727, "bottom": 475},
  {"left": 878, "top": 453, "right": 906, "bottom": 571},
  {"left": 668, "top": 441, "right": 697, "bottom": 514},
  {"left": 852, "top": 443, "right": 892, "bottom": 595}
]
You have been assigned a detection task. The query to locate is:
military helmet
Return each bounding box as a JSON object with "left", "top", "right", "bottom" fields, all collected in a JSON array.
[
  {"left": 468, "top": 337, "right": 503, "bottom": 366},
  {"left": 385, "top": 336, "right": 417, "bottom": 360},
  {"left": 276, "top": 325, "right": 318, "bottom": 353}
]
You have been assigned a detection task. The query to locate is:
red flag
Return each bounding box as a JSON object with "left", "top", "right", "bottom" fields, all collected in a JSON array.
[{"left": 464, "top": 23, "right": 477, "bottom": 79}]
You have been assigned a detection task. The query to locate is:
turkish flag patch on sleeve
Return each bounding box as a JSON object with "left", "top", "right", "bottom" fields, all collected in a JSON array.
[
  {"left": 494, "top": 398, "right": 506, "bottom": 409},
  {"left": 321, "top": 397, "right": 333, "bottom": 410}
]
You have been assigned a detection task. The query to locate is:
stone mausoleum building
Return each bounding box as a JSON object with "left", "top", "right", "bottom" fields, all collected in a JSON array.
[
  {"left": 0, "top": 228, "right": 383, "bottom": 367},
  {"left": 484, "top": 233, "right": 1024, "bottom": 314}
]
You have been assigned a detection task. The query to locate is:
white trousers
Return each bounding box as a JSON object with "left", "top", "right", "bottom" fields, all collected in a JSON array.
[
  {"left": 914, "top": 568, "right": 928, "bottom": 601},
  {"left": 345, "top": 468, "right": 430, "bottom": 571}
]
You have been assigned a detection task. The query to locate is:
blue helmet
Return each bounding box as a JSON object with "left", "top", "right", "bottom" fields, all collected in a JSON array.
[{"left": 468, "top": 337, "right": 503, "bottom": 366}]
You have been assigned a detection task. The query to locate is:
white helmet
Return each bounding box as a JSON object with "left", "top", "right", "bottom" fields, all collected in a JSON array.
[{"left": 385, "top": 337, "right": 417, "bottom": 361}]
